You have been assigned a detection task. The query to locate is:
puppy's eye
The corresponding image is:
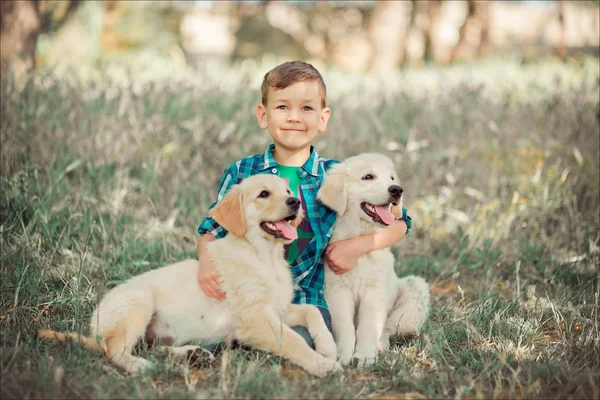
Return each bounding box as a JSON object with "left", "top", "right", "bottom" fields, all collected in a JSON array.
[
  {"left": 362, "top": 174, "right": 375, "bottom": 180},
  {"left": 258, "top": 190, "right": 270, "bottom": 198},
  {"left": 391, "top": 176, "right": 395, "bottom": 181},
  {"left": 286, "top": 189, "right": 291, "bottom": 195}
]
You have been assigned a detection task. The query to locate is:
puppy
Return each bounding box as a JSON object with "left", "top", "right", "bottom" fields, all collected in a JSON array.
[
  {"left": 40, "top": 174, "right": 341, "bottom": 377},
  {"left": 317, "top": 153, "right": 429, "bottom": 367}
]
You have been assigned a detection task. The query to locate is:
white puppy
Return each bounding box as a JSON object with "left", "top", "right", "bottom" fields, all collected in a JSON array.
[
  {"left": 317, "top": 153, "right": 429, "bottom": 367},
  {"left": 40, "top": 174, "right": 340, "bottom": 377}
]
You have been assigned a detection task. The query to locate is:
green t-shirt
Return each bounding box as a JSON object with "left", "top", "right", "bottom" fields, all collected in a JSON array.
[
  {"left": 278, "top": 165, "right": 300, "bottom": 197},
  {"left": 278, "top": 165, "right": 315, "bottom": 265}
]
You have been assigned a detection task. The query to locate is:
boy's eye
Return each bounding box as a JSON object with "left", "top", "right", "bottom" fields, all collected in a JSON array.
[
  {"left": 362, "top": 174, "right": 375, "bottom": 180},
  {"left": 276, "top": 105, "right": 287, "bottom": 110},
  {"left": 302, "top": 106, "right": 313, "bottom": 111},
  {"left": 258, "top": 190, "right": 270, "bottom": 198}
]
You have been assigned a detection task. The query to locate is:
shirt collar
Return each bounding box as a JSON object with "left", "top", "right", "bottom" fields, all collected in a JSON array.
[{"left": 259, "top": 144, "right": 320, "bottom": 177}]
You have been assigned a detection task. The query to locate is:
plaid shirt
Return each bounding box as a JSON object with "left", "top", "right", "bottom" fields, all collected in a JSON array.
[{"left": 198, "top": 144, "right": 412, "bottom": 310}]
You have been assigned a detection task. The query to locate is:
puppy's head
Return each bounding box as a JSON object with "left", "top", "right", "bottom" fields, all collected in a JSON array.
[
  {"left": 210, "top": 174, "right": 303, "bottom": 243},
  {"left": 318, "top": 153, "right": 402, "bottom": 227}
]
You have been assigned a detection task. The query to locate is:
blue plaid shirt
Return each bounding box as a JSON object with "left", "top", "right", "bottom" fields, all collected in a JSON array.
[{"left": 198, "top": 144, "right": 412, "bottom": 310}]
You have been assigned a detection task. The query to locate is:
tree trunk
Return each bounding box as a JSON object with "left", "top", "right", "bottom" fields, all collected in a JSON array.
[
  {"left": 476, "top": 1, "right": 491, "bottom": 58},
  {"left": 450, "top": 0, "right": 476, "bottom": 62},
  {"left": 423, "top": 0, "right": 442, "bottom": 63},
  {"left": 450, "top": 0, "right": 492, "bottom": 63},
  {"left": 556, "top": 0, "right": 567, "bottom": 61},
  {"left": 368, "top": 0, "right": 412, "bottom": 72},
  {"left": 0, "top": 0, "right": 40, "bottom": 79},
  {"left": 400, "top": 0, "right": 418, "bottom": 67}
]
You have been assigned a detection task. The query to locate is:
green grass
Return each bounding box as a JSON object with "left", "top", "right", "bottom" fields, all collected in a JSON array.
[{"left": 1, "top": 55, "right": 599, "bottom": 399}]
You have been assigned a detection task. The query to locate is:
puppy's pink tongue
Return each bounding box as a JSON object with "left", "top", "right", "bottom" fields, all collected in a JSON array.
[
  {"left": 374, "top": 205, "right": 394, "bottom": 225},
  {"left": 274, "top": 220, "right": 298, "bottom": 240}
]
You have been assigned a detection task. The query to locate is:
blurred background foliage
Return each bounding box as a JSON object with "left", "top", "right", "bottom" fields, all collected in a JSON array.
[
  {"left": 0, "top": 0, "right": 598, "bottom": 256},
  {"left": 1, "top": 0, "right": 599, "bottom": 78}
]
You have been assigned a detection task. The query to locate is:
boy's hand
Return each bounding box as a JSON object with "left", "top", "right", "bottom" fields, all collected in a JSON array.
[
  {"left": 325, "top": 219, "right": 408, "bottom": 275},
  {"left": 325, "top": 236, "right": 372, "bottom": 275},
  {"left": 198, "top": 258, "right": 226, "bottom": 301},
  {"left": 197, "top": 233, "right": 225, "bottom": 301}
]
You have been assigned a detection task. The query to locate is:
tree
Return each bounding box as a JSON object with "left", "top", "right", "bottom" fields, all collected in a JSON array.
[
  {"left": 1, "top": 0, "right": 82, "bottom": 79},
  {"left": 1, "top": 0, "right": 40, "bottom": 79}
]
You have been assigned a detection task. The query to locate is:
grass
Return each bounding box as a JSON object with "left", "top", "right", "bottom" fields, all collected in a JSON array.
[{"left": 1, "top": 54, "right": 599, "bottom": 399}]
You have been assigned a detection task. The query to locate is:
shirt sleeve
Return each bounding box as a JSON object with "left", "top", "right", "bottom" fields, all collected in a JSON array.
[
  {"left": 401, "top": 207, "right": 412, "bottom": 234},
  {"left": 197, "top": 164, "right": 239, "bottom": 239}
]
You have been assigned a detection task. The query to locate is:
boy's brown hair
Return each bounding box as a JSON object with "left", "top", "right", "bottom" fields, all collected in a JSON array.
[{"left": 261, "top": 61, "right": 327, "bottom": 109}]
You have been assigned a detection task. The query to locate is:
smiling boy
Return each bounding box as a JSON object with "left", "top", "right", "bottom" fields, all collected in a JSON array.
[{"left": 197, "top": 61, "right": 411, "bottom": 348}]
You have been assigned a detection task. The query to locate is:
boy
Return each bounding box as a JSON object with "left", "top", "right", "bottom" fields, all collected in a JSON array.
[{"left": 197, "top": 61, "right": 411, "bottom": 348}]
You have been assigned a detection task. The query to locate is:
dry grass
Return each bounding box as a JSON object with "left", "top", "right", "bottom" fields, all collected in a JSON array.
[{"left": 1, "top": 55, "right": 599, "bottom": 399}]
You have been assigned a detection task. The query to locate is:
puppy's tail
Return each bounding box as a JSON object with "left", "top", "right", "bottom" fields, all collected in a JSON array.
[{"left": 38, "top": 329, "right": 108, "bottom": 354}]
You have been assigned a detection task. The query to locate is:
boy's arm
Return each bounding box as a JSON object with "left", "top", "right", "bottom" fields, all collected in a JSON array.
[
  {"left": 197, "top": 232, "right": 225, "bottom": 300},
  {"left": 196, "top": 164, "right": 238, "bottom": 299},
  {"left": 325, "top": 208, "right": 411, "bottom": 275}
]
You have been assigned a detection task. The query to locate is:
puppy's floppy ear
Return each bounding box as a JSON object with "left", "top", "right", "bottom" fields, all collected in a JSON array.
[
  {"left": 210, "top": 185, "right": 246, "bottom": 238},
  {"left": 317, "top": 163, "right": 349, "bottom": 215}
]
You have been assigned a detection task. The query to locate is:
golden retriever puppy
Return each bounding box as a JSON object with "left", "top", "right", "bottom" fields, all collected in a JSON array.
[
  {"left": 317, "top": 153, "right": 429, "bottom": 367},
  {"left": 40, "top": 175, "right": 341, "bottom": 377}
]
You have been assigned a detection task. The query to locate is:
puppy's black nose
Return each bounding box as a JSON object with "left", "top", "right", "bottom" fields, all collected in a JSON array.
[
  {"left": 286, "top": 197, "right": 300, "bottom": 210},
  {"left": 388, "top": 185, "right": 403, "bottom": 198}
]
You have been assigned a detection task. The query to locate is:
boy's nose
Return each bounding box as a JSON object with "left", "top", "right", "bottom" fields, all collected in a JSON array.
[{"left": 286, "top": 111, "right": 300, "bottom": 122}]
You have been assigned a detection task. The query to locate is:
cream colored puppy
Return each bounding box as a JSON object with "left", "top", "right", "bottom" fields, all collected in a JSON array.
[
  {"left": 317, "top": 153, "right": 429, "bottom": 367},
  {"left": 40, "top": 175, "right": 340, "bottom": 377}
]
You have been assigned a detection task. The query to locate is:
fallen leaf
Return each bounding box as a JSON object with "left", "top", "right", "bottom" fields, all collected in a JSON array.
[
  {"left": 539, "top": 334, "right": 560, "bottom": 343},
  {"left": 281, "top": 366, "right": 306, "bottom": 380},
  {"left": 430, "top": 282, "right": 458, "bottom": 295},
  {"left": 188, "top": 368, "right": 207, "bottom": 381},
  {"left": 372, "top": 392, "right": 426, "bottom": 400},
  {"left": 572, "top": 321, "right": 583, "bottom": 336}
]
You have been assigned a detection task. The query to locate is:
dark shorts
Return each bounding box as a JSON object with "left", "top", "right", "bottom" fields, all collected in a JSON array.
[
  {"left": 202, "top": 306, "right": 332, "bottom": 353},
  {"left": 291, "top": 306, "right": 332, "bottom": 349}
]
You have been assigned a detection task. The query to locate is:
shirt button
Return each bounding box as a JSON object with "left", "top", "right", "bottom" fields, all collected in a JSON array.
[{"left": 271, "top": 168, "right": 277, "bottom": 174}]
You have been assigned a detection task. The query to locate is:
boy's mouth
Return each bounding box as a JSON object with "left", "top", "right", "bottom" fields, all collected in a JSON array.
[{"left": 281, "top": 128, "right": 306, "bottom": 133}]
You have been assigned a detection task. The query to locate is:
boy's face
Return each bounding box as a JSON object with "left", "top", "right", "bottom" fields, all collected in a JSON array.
[{"left": 256, "top": 80, "right": 330, "bottom": 154}]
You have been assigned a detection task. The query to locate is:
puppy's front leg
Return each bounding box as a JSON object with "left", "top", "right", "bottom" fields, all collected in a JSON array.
[
  {"left": 326, "top": 287, "right": 356, "bottom": 365},
  {"left": 284, "top": 304, "right": 336, "bottom": 360},
  {"left": 353, "top": 291, "right": 387, "bottom": 368},
  {"left": 237, "top": 311, "right": 341, "bottom": 377},
  {"left": 383, "top": 276, "right": 430, "bottom": 341}
]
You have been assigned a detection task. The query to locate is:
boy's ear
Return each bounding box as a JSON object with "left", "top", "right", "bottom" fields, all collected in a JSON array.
[
  {"left": 317, "top": 163, "right": 348, "bottom": 215},
  {"left": 256, "top": 104, "right": 268, "bottom": 129},
  {"left": 210, "top": 185, "right": 247, "bottom": 238},
  {"left": 318, "top": 107, "right": 331, "bottom": 133}
]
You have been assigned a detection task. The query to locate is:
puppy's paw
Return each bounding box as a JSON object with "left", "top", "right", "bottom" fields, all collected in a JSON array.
[
  {"left": 166, "top": 344, "right": 202, "bottom": 358},
  {"left": 126, "top": 357, "right": 153, "bottom": 375},
  {"left": 314, "top": 332, "right": 337, "bottom": 360},
  {"left": 313, "top": 357, "right": 343, "bottom": 377},
  {"left": 378, "top": 334, "right": 391, "bottom": 353},
  {"left": 378, "top": 340, "right": 390, "bottom": 353},
  {"left": 338, "top": 346, "right": 354, "bottom": 366}
]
